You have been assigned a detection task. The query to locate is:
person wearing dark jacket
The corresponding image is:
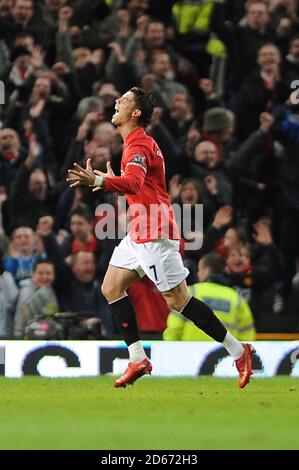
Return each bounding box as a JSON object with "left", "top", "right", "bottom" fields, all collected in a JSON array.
[
  {"left": 0, "top": 0, "right": 54, "bottom": 49},
  {"left": 236, "top": 43, "right": 289, "bottom": 140},
  {"left": 283, "top": 34, "right": 299, "bottom": 89},
  {"left": 162, "top": 92, "right": 194, "bottom": 150},
  {"left": 266, "top": 101, "right": 299, "bottom": 296},
  {"left": 0, "top": 127, "right": 27, "bottom": 193},
  {"left": 9, "top": 138, "right": 55, "bottom": 229},
  {"left": 191, "top": 140, "right": 233, "bottom": 206},
  {"left": 210, "top": 0, "right": 274, "bottom": 91},
  {"left": 224, "top": 221, "right": 284, "bottom": 320},
  {"left": 37, "top": 215, "right": 114, "bottom": 336}
]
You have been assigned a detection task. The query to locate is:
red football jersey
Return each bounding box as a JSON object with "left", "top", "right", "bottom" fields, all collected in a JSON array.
[{"left": 104, "top": 127, "right": 179, "bottom": 242}]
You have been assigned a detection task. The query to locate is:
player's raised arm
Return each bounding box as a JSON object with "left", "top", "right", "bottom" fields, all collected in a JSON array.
[{"left": 100, "top": 154, "right": 148, "bottom": 194}]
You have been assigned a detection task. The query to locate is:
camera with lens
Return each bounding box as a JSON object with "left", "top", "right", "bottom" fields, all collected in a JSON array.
[{"left": 25, "top": 312, "right": 105, "bottom": 340}]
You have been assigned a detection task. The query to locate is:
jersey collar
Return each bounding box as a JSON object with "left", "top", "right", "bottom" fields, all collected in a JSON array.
[{"left": 124, "top": 127, "right": 145, "bottom": 147}]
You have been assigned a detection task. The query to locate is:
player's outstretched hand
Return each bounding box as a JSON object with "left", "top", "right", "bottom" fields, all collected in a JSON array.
[
  {"left": 92, "top": 161, "right": 115, "bottom": 192},
  {"left": 67, "top": 159, "right": 95, "bottom": 187}
]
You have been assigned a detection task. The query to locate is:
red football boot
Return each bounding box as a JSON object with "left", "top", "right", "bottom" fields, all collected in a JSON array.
[
  {"left": 114, "top": 358, "right": 152, "bottom": 388},
  {"left": 235, "top": 343, "right": 255, "bottom": 389}
]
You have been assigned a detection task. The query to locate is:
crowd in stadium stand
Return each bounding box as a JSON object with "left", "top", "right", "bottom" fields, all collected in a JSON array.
[{"left": 1, "top": 0, "right": 299, "bottom": 339}]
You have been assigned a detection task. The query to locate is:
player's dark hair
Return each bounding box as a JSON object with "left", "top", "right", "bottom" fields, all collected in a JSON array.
[
  {"left": 130, "top": 87, "right": 155, "bottom": 127},
  {"left": 201, "top": 252, "right": 225, "bottom": 274}
]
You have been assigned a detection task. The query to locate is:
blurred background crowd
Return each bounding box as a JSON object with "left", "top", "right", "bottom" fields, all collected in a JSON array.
[{"left": 1, "top": 0, "right": 299, "bottom": 340}]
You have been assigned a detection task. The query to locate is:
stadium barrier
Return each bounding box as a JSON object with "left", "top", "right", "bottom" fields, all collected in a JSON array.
[{"left": 1, "top": 341, "right": 299, "bottom": 378}]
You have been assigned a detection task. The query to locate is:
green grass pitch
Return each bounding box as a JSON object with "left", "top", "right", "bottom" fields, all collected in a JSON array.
[{"left": 0, "top": 376, "right": 298, "bottom": 450}]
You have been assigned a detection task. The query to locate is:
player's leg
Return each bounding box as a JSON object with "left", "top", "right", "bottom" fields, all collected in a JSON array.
[
  {"left": 101, "top": 264, "right": 139, "bottom": 302},
  {"left": 139, "top": 239, "right": 254, "bottom": 388},
  {"left": 102, "top": 237, "right": 152, "bottom": 387},
  {"left": 161, "top": 280, "right": 254, "bottom": 388},
  {"left": 162, "top": 280, "right": 238, "bottom": 348},
  {"left": 161, "top": 281, "right": 254, "bottom": 388},
  {"left": 101, "top": 265, "right": 145, "bottom": 360},
  {"left": 162, "top": 280, "right": 228, "bottom": 342}
]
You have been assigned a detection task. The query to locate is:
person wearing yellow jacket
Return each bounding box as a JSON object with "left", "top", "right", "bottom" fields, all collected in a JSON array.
[
  {"left": 163, "top": 252, "right": 255, "bottom": 341},
  {"left": 172, "top": 0, "right": 226, "bottom": 59}
]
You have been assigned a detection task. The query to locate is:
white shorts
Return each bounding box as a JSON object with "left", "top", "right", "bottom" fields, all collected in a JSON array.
[{"left": 109, "top": 235, "right": 189, "bottom": 292}]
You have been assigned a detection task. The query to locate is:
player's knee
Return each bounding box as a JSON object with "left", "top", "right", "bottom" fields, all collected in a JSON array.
[
  {"left": 163, "top": 295, "right": 178, "bottom": 311},
  {"left": 100, "top": 282, "right": 109, "bottom": 300},
  {"left": 162, "top": 282, "right": 190, "bottom": 311},
  {"left": 163, "top": 292, "right": 189, "bottom": 312},
  {"left": 101, "top": 282, "right": 123, "bottom": 303}
]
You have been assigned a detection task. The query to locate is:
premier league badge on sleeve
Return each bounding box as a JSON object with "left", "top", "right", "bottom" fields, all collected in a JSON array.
[{"left": 127, "top": 154, "right": 147, "bottom": 171}]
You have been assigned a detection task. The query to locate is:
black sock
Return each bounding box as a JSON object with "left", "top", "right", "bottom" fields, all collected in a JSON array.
[
  {"left": 109, "top": 295, "right": 140, "bottom": 346},
  {"left": 181, "top": 296, "right": 227, "bottom": 342}
]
